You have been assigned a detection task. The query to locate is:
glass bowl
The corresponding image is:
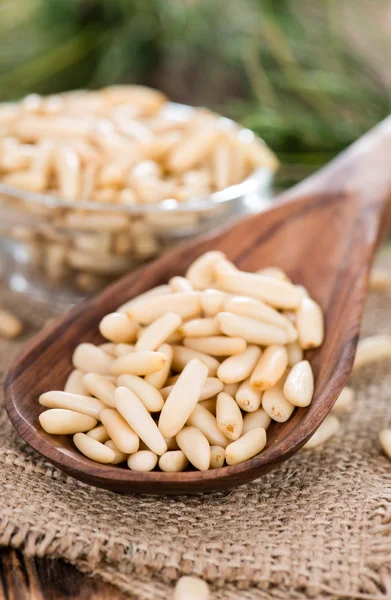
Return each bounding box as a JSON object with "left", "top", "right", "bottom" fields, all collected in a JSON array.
[{"left": 0, "top": 103, "right": 274, "bottom": 307}]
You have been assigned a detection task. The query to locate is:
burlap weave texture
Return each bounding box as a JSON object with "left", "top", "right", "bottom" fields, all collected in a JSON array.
[{"left": 1, "top": 254, "right": 390, "bottom": 600}]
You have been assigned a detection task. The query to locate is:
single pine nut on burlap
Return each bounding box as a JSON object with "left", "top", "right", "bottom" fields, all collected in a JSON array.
[{"left": 1, "top": 254, "right": 391, "bottom": 600}]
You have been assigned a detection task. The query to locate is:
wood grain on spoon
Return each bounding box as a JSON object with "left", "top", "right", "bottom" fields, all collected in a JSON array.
[{"left": 5, "top": 117, "right": 391, "bottom": 494}]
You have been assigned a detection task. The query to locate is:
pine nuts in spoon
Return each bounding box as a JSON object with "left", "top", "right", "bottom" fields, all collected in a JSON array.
[{"left": 37, "top": 250, "right": 328, "bottom": 473}]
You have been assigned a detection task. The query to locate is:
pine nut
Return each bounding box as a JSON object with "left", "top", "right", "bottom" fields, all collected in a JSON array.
[
  {"left": 0, "top": 309, "right": 23, "bottom": 338},
  {"left": 127, "top": 450, "right": 158, "bottom": 472},
  {"left": 176, "top": 426, "right": 210, "bottom": 470},
  {"left": 105, "top": 440, "right": 128, "bottom": 464},
  {"left": 353, "top": 335, "right": 391, "bottom": 370},
  {"left": 144, "top": 343, "right": 173, "bottom": 389},
  {"left": 235, "top": 378, "right": 262, "bottom": 412},
  {"left": 99, "top": 313, "right": 139, "bottom": 343},
  {"left": 64, "top": 369, "right": 90, "bottom": 396},
  {"left": 217, "top": 269, "right": 302, "bottom": 309},
  {"left": 217, "top": 312, "right": 288, "bottom": 345},
  {"left": 54, "top": 146, "right": 80, "bottom": 200},
  {"left": 171, "top": 345, "right": 219, "bottom": 377},
  {"left": 332, "top": 386, "right": 354, "bottom": 414},
  {"left": 186, "top": 251, "right": 225, "bottom": 289},
  {"left": 379, "top": 429, "right": 391, "bottom": 459},
  {"left": 169, "top": 276, "right": 193, "bottom": 292},
  {"left": 180, "top": 318, "right": 220, "bottom": 337},
  {"left": 210, "top": 445, "right": 226, "bottom": 468},
  {"left": 286, "top": 342, "right": 303, "bottom": 367},
  {"left": 135, "top": 312, "right": 182, "bottom": 351},
  {"left": 184, "top": 335, "right": 246, "bottom": 356},
  {"left": 112, "top": 350, "right": 167, "bottom": 376},
  {"left": 158, "top": 450, "right": 188, "bottom": 472},
  {"left": 216, "top": 392, "right": 243, "bottom": 441},
  {"left": 72, "top": 343, "right": 114, "bottom": 375},
  {"left": 242, "top": 409, "right": 272, "bottom": 434},
  {"left": 250, "top": 345, "right": 288, "bottom": 391},
  {"left": 127, "top": 292, "right": 200, "bottom": 324},
  {"left": 303, "top": 415, "right": 340, "bottom": 449},
  {"left": 39, "top": 409, "right": 97, "bottom": 434},
  {"left": 116, "top": 386, "right": 167, "bottom": 455},
  {"left": 83, "top": 373, "right": 116, "bottom": 407},
  {"left": 283, "top": 360, "right": 314, "bottom": 407},
  {"left": 218, "top": 345, "right": 261, "bottom": 384},
  {"left": 117, "top": 285, "right": 171, "bottom": 314},
  {"left": 174, "top": 576, "right": 210, "bottom": 600},
  {"left": 39, "top": 391, "right": 105, "bottom": 418},
  {"left": 158, "top": 359, "right": 208, "bottom": 438},
  {"left": 86, "top": 424, "right": 110, "bottom": 443},
  {"left": 187, "top": 403, "right": 229, "bottom": 447},
  {"left": 73, "top": 433, "right": 116, "bottom": 464},
  {"left": 100, "top": 408, "right": 139, "bottom": 454},
  {"left": 296, "top": 298, "right": 324, "bottom": 349},
  {"left": 262, "top": 380, "right": 295, "bottom": 422},
  {"left": 225, "top": 428, "right": 267, "bottom": 465},
  {"left": 117, "top": 374, "right": 164, "bottom": 412},
  {"left": 200, "top": 289, "right": 226, "bottom": 317}
]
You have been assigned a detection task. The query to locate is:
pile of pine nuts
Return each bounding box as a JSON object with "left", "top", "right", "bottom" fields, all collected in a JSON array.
[
  {"left": 0, "top": 87, "right": 277, "bottom": 292},
  {"left": 38, "top": 251, "right": 325, "bottom": 471}
]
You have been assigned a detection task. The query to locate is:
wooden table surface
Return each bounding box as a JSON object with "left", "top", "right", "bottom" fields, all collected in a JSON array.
[{"left": 0, "top": 548, "right": 130, "bottom": 600}]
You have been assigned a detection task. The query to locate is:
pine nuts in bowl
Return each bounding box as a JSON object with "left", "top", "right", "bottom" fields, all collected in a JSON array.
[
  {"left": 37, "top": 251, "right": 323, "bottom": 479},
  {"left": 0, "top": 87, "right": 277, "bottom": 305}
]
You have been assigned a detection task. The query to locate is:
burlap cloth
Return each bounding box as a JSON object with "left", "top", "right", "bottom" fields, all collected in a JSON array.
[{"left": 1, "top": 253, "right": 391, "bottom": 600}]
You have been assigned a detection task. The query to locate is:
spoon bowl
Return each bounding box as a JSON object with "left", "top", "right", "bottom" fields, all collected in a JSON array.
[{"left": 5, "top": 119, "right": 391, "bottom": 494}]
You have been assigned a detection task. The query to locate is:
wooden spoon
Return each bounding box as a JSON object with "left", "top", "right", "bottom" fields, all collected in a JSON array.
[{"left": 5, "top": 118, "right": 391, "bottom": 494}]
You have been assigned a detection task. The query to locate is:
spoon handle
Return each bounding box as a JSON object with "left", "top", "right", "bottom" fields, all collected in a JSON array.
[{"left": 280, "top": 116, "right": 391, "bottom": 241}]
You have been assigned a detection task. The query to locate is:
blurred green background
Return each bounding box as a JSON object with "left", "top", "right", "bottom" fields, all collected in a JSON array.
[{"left": 1, "top": 0, "right": 390, "bottom": 187}]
